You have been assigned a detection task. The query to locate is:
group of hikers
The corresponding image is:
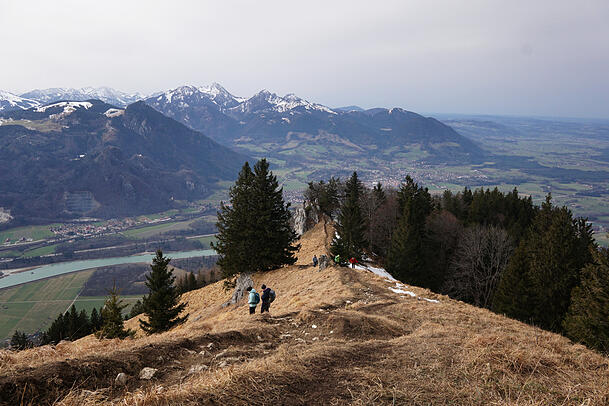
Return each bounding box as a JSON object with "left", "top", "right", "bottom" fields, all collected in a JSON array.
[
  {"left": 246, "top": 284, "right": 276, "bottom": 314},
  {"left": 245, "top": 254, "right": 360, "bottom": 315},
  {"left": 312, "top": 254, "right": 358, "bottom": 268}
]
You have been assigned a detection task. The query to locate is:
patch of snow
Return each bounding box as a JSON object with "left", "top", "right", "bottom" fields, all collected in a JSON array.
[
  {"left": 282, "top": 117, "right": 291, "bottom": 123},
  {"left": 104, "top": 108, "right": 124, "bottom": 118},
  {"left": 0, "top": 207, "right": 12, "bottom": 224},
  {"left": 390, "top": 287, "right": 416, "bottom": 297},
  {"left": 354, "top": 264, "right": 439, "bottom": 303},
  {"left": 354, "top": 264, "right": 396, "bottom": 282},
  {"left": 35, "top": 101, "right": 92, "bottom": 113}
]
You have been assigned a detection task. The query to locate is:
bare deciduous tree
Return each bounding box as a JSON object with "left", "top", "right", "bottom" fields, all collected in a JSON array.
[
  {"left": 444, "top": 225, "right": 513, "bottom": 308},
  {"left": 367, "top": 191, "right": 399, "bottom": 258}
]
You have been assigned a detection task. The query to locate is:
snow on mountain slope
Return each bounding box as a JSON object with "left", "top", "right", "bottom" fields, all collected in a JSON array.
[
  {"left": 230, "top": 89, "right": 336, "bottom": 115},
  {"left": 0, "top": 90, "right": 40, "bottom": 112},
  {"left": 151, "top": 83, "right": 336, "bottom": 116},
  {"left": 20, "top": 87, "right": 143, "bottom": 107},
  {"left": 34, "top": 101, "right": 93, "bottom": 113},
  {"left": 153, "top": 83, "right": 244, "bottom": 110}
]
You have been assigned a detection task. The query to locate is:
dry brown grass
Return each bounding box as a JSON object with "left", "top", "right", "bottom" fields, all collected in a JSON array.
[{"left": 1, "top": 220, "right": 609, "bottom": 405}]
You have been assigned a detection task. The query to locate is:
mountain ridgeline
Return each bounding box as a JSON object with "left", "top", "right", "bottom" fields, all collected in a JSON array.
[
  {"left": 0, "top": 100, "right": 248, "bottom": 224},
  {"left": 0, "top": 84, "right": 486, "bottom": 166},
  {"left": 145, "top": 84, "right": 486, "bottom": 164}
]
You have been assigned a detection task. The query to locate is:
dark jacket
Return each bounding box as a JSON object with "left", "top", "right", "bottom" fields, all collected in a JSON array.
[{"left": 261, "top": 287, "right": 271, "bottom": 303}]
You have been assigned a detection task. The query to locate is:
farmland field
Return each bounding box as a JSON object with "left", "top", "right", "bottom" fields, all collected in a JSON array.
[
  {"left": 0, "top": 270, "right": 94, "bottom": 340},
  {"left": 122, "top": 219, "right": 195, "bottom": 239},
  {"left": 0, "top": 269, "right": 145, "bottom": 341},
  {"left": 0, "top": 224, "right": 60, "bottom": 243}
]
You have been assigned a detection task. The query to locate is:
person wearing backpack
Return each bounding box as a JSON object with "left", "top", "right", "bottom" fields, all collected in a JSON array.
[
  {"left": 260, "top": 284, "right": 276, "bottom": 313},
  {"left": 246, "top": 286, "right": 260, "bottom": 314}
]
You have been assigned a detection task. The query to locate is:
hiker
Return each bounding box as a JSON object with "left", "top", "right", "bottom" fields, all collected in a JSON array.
[
  {"left": 312, "top": 255, "right": 318, "bottom": 267},
  {"left": 247, "top": 286, "right": 260, "bottom": 314},
  {"left": 349, "top": 257, "right": 358, "bottom": 268},
  {"left": 334, "top": 254, "right": 341, "bottom": 265},
  {"left": 260, "top": 284, "right": 276, "bottom": 313}
]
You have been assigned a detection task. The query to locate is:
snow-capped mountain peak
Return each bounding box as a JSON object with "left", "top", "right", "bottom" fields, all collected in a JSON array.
[
  {"left": 152, "top": 84, "right": 244, "bottom": 110},
  {"left": 0, "top": 90, "right": 40, "bottom": 112},
  {"left": 239, "top": 89, "right": 336, "bottom": 114}
]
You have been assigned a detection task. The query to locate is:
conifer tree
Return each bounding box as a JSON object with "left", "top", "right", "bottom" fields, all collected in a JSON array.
[
  {"left": 492, "top": 195, "right": 595, "bottom": 332},
  {"left": 96, "top": 284, "right": 133, "bottom": 339},
  {"left": 187, "top": 272, "right": 197, "bottom": 291},
  {"left": 213, "top": 159, "right": 298, "bottom": 278},
  {"left": 10, "top": 330, "right": 30, "bottom": 350},
  {"left": 564, "top": 247, "right": 609, "bottom": 353},
  {"left": 42, "top": 313, "right": 66, "bottom": 344},
  {"left": 90, "top": 307, "right": 102, "bottom": 332},
  {"left": 213, "top": 162, "right": 256, "bottom": 278},
  {"left": 372, "top": 182, "right": 386, "bottom": 207},
  {"left": 140, "top": 250, "right": 188, "bottom": 334},
  {"left": 331, "top": 171, "right": 367, "bottom": 261},
  {"left": 386, "top": 176, "right": 437, "bottom": 289}
]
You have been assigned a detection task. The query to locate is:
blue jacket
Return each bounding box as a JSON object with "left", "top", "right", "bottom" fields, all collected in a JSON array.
[
  {"left": 261, "top": 287, "right": 271, "bottom": 303},
  {"left": 248, "top": 289, "right": 258, "bottom": 306}
]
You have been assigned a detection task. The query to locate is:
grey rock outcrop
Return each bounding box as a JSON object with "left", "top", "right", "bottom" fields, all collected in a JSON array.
[
  {"left": 319, "top": 254, "right": 329, "bottom": 270},
  {"left": 229, "top": 273, "right": 254, "bottom": 305},
  {"left": 292, "top": 202, "right": 319, "bottom": 236}
]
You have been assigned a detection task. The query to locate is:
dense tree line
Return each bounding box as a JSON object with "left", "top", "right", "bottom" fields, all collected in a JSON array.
[{"left": 307, "top": 175, "right": 607, "bottom": 353}]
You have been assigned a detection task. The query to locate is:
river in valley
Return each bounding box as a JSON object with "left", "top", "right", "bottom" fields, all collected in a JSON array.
[{"left": 0, "top": 249, "right": 216, "bottom": 290}]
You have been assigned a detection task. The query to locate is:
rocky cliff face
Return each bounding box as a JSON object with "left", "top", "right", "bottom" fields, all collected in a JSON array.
[{"left": 291, "top": 202, "right": 319, "bottom": 237}]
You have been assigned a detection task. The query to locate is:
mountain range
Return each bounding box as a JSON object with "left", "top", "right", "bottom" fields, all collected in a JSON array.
[
  {"left": 0, "top": 87, "right": 144, "bottom": 110},
  {"left": 0, "top": 83, "right": 487, "bottom": 223},
  {"left": 0, "top": 100, "right": 247, "bottom": 224},
  {"left": 144, "top": 83, "right": 485, "bottom": 164},
  {"left": 1, "top": 84, "right": 485, "bottom": 164}
]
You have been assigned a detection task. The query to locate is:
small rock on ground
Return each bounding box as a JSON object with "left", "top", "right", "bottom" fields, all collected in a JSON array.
[
  {"left": 139, "top": 367, "right": 158, "bottom": 380},
  {"left": 115, "top": 372, "right": 128, "bottom": 386}
]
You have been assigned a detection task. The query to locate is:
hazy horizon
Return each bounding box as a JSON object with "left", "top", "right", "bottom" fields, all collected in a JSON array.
[{"left": 1, "top": 0, "right": 608, "bottom": 119}]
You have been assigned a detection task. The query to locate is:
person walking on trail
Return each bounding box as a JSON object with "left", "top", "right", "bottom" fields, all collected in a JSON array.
[
  {"left": 334, "top": 254, "right": 341, "bottom": 265},
  {"left": 312, "top": 255, "right": 318, "bottom": 267},
  {"left": 247, "top": 286, "right": 260, "bottom": 314},
  {"left": 349, "top": 257, "right": 358, "bottom": 268},
  {"left": 260, "top": 284, "right": 276, "bottom": 313}
]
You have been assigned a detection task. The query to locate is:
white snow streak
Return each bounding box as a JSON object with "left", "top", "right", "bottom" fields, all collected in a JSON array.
[{"left": 354, "top": 264, "right": 439, "bottom": 303}]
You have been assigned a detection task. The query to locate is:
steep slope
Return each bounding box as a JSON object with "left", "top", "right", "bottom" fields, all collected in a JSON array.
[
  {"left": 0, "top": 100, "right": 248, "bottom": 223},
  {"left": 1, "top": 221, "right": 607, "bottom": 405}
]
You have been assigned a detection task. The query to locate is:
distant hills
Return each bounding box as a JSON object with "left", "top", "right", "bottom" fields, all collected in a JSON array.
[{"left": 0, "top": 100, "right": 247, "bottom": 224}]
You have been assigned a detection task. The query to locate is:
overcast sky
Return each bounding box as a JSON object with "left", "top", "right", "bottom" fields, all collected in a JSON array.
[{"left": 1, "top": 0, "right": 608, "bottom": 118}]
